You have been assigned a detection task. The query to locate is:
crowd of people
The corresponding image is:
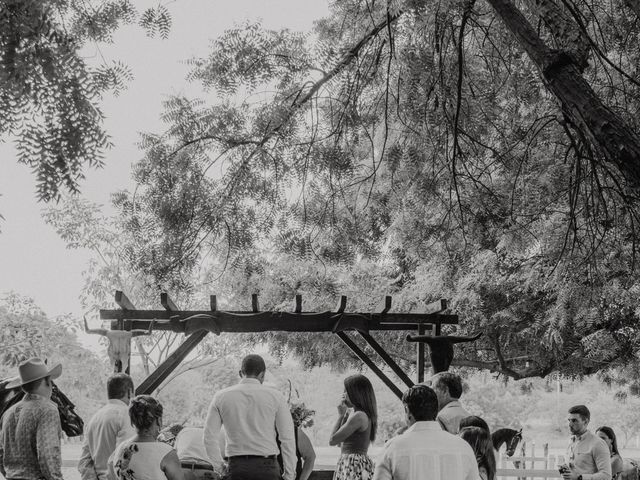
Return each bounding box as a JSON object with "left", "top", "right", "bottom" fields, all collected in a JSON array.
[{"left": 0, "top": 356, "right": 628, "bottom": 480}]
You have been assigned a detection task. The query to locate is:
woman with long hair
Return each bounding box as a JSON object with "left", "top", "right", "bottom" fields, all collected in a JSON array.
[
  {"left": 596, "top": 426, "right": 624, "bottom": 479},
  {"left": 108, "top": 395, "right": 184, "bottom": 480},
  {"left": 460, "top": 426, "right": 496, "bottom": 480},
  {"left": 329, "top": 374, "right": 378, "bottom": 480}
]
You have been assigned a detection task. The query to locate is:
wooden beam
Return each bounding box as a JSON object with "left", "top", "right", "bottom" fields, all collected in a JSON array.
[
  {"left": 381, "top": 296, "right": 392, "bottom": 314},
  {"left": 210, "top": 295, "right": 217, "bottom": 311},
  {"left": 357, "top": 332, "right": 414, "bottom": 388},
  {"left": 294, "top": 295, "right": 302, "bottom": 314},
  {"left": 336, "top": 332, "right": 403, "bottom": 399},
  {"left": 252, "top": 294, "right": 259, "bottom": 313},
  {"left": 115, "top": 291, "right": 136, "bottom": 310},
  {"left": 101, "top": 310, "right": 458, "bottom": 333},
  {"left": 161, "top": 293, "right": 179, "bottom": 311},
  {"left": 425, "top": 299, "right": 448, "bottom": 314},
  {"left": 417, "top": 324, "right": 427, "bottom": 383},
  {"left": 135, "top": 330, "right": 208, "bottom": 395}
]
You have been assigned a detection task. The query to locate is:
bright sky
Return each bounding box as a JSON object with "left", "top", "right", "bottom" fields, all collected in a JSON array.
[{"left": 0, "top": 1, "right": 329, "bottom": 325}]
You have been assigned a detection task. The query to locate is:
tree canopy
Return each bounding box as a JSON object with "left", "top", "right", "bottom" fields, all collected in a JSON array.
[
  {"left": 0, "top": 0, "right": 170, "bottom": 201},
  {"left": 29, "top": 0, "right": 640, "bottom": 382}
]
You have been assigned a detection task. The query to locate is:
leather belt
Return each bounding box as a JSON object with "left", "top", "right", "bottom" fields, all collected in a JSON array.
[
  {"left": 180, "top": 461, "right": 215, "bottom": 470},
  {"left": 228, "top": 454, "right": 277, "bottom": 460}
]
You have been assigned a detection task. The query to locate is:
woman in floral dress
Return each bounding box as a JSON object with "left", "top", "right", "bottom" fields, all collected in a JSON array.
[
  {"left": 108, "top": 395, "right": 184, "bottom": 480},
  {"left": 329, "top": 374, "right": 378, "bottom": 480}
]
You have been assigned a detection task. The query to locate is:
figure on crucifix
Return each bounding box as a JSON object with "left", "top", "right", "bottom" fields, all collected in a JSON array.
[
  {"left": 84, "top": 317, "right": 154, "bottom": 373},
  {"left": 406, "top": 332, "right": 482, "bottom": 373}
]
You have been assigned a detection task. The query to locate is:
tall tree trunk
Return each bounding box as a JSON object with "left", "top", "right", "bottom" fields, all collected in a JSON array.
[
  {"left": 533, "top": 0, "right": 590, "bottom": 71},
  {"left": 485, "top": 0, "right": 640, "bottom": 190}
]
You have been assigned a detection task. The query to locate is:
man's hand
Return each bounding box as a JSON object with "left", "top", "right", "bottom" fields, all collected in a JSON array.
[{"left": 561, "top": 469, "right": 581, "bottom": 480}]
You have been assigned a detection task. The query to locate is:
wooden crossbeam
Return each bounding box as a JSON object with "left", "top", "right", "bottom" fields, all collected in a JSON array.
[
  {"left": 135, "top": 330, "right": 208, "bottom": 395},
  {"left": 115, "top": 291, "right": 135, "bottom": 311},
  {"left": 336, "top": 332, "right": 403, "bottom": 399},
  {"left": 357, "top": 332, "right": 414, "bottom": 388},
  {"left": 101, "top": 310, "right": 457, "bottom": 334},
  {"left": 135, "top": 294, "right": 209, "bottom": 395}
]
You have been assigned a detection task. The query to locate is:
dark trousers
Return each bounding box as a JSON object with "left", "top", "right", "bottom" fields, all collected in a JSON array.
[{"left": 228, "top": 456, "right": 281, "bottom": 480}]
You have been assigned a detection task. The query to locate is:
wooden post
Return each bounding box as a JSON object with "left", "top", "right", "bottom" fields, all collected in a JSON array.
[
  {"left": 357, "top": 332, "right": 414, "bottom": 388},
  {"left": 336, "top": 331, "right": 403, "bottom": 399},
  {"left": 114, "top": 290, "right": 135, "bottom": 374},
  {"left": 417, "top": 323, "right": 426, "bottom": 383}
]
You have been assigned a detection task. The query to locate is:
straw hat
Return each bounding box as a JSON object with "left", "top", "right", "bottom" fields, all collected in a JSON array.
[{"left": 6, "top": 358, "right": 62, "bottom": 389}]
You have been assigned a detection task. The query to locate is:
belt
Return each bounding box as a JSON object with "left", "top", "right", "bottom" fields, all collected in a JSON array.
[
  {"left": 180, "top": 461, "right": 215, "bottom": 470},
  {"left": 228, "top": 454, "right": 278, "bottom": 460}
]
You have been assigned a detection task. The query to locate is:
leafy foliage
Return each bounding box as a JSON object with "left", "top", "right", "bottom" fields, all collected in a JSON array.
[{"left": 0, "top": 0, "right": 171, "bottom": 202}]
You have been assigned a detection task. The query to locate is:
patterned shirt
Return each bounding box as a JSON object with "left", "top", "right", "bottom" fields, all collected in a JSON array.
[{"left": 0, "top": 393, "right": 63, "bottom": 480}]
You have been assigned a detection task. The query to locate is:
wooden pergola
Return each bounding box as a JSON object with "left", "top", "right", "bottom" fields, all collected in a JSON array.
[{"left": 99, "top": 291, "right": 458, "bottom": 399}]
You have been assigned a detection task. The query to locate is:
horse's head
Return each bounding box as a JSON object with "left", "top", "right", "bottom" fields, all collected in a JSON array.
[{"left": 505, "top": 428, "right": 523, "bottom": 457}]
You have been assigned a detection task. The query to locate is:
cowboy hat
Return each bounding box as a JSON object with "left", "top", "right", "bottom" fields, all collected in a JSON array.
[{"left": 6, "top": 358, "right": 62, "bottom": 389}]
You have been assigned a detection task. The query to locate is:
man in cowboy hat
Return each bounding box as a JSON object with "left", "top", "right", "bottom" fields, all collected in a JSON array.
[{"left": 0, "top": 358, "right": 64, "bottom": 480}]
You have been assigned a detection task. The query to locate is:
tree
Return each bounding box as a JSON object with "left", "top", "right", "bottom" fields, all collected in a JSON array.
[
  {"left": 0, "top": 0, "right": 171, "bottom": 202},
  {"left": 52, "top": 0, "right": 640, "bottom": 380},
  {"left": 43, "top": 196, "right": 250, "bottom": 388}
]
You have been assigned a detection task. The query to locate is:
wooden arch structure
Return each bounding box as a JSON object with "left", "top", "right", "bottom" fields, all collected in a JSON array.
[{"left": 98, "top": 290, "right": 464, "bottom": 399}]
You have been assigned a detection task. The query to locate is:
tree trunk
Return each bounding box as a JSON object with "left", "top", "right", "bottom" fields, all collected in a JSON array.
[{"left": 485, "top": 0, "right": 640, "bottom": 190}]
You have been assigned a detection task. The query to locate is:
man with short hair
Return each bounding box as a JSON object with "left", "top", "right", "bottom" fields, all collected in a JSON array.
[
  {"left": 78, "top": 373, "right": 136, "bottom": 480},
  {"left": 203, "top": 354, "right": 296, "bottom": 480},
  {"left": 0, "top": 358, "right": 64, "bottom": 480},
  {"left": 373, "top": 384, "right": 479, "bottom": 480},
  {"left": 561, "top": 405, "right": 611, "bottom": 480},
  {"left": 430, "top": 372, "right": 470, "bottom": 434}
]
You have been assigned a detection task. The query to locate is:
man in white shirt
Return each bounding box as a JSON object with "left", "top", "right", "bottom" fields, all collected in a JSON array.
[
  {"left": 77, "top": 373, "right": 136, "bottom": 480},
  {"left": 431, "top": 372, "right": 470, "bottom": 434},
  {"left": 373, "top": 384, "right": 479, "bottom": 480},
  {"left": 203, "top": 354, "right": 296, "bottom": 480}
]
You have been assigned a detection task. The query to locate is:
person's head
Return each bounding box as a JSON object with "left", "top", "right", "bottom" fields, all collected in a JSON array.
[
  {"left": 11, "top": 358, "right": 62, "bottom": 399},
  {"left": 240, "top": 354, "right": 267, "bottom": 383},
  {"left": 431, "top": 372, "right": 463, "bottom": 409},
  {"left": 107, "top": 373, "right": 134, "bottom": 403},
  {"left": 402, "top": 385, "right": 439, "bottom": 425},
  {"left": 343, "top": 374, "right": 378, "bottom": 441},
  {"left": 568, "top": 405, "right": 590, "bottom": 436},
  {"left": 158, "top": 423, "right": 185, "bottom": 446},
  {"left": 22, "top": 376, "right": 53, "bottom": 397},
  {"left": 460, "top": 415, "right": 491, "bottom": 434},
  {"left": 596, "top": 426, "right": 619, "bottom": 455},
  {"left": 129, "top": 395, "right": 163, "bottom": 436},
  {"left": 460, "top": 426, "right": 496, "bottom": 480}
]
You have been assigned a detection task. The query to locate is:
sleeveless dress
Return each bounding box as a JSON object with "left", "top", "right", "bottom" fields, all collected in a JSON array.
[
  {"left": 111, "top": 440, "right": 175, "bottom": 480},
  {"left": 333, "top": 416, "right": 373, "bottom": 480}
]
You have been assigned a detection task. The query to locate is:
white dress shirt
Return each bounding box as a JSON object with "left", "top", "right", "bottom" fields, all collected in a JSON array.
[
  {"left": 175, "top": 427, "right": 210, "bottom": 463},
  {"left": 373, "top": 421, "right": 480, "bottom": 480},
  {"left": 78, "top": 399, "right": 136, "bottom": 480},
  {"left": 203, "top": 378, "right": 296, "bottom": 480}
]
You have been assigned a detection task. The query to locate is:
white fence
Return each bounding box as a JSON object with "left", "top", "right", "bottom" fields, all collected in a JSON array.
[{"left": 497, "top": 441, "right": 562, "bottom": 480}]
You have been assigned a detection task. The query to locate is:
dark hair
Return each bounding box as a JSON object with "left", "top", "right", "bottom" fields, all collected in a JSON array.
[
  {"left": 344, "top": 374, "right": 378, "bottom": 441},
  {"left": 129, "top": 395, "right": 163, "bottom": 432},
  {"left": 107, "top": 373, "right": 134, "bottom": 399},
  {"left": 568, "top": 405, "right": 590, "bottom": 421},
  {"left": 241, "top": 354, "right": 266, "bottom": 377},
  {"left": 21, "top": 376, "right": 50, "bottom": 394},
  {"left": 460, "top": 426, "right": 497, "bottom": 480},
  {"left": 596, "top": 426, "right": 620, "bottom": 456},
  {"left": 433, "top": 372, "right": 463, "bottom": 399},
  {"left": 460, "top": 416, "right": 491, "bottom": 434},
  {"left": 402, "top": 385, "right": 438, "bottom": 421}
]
